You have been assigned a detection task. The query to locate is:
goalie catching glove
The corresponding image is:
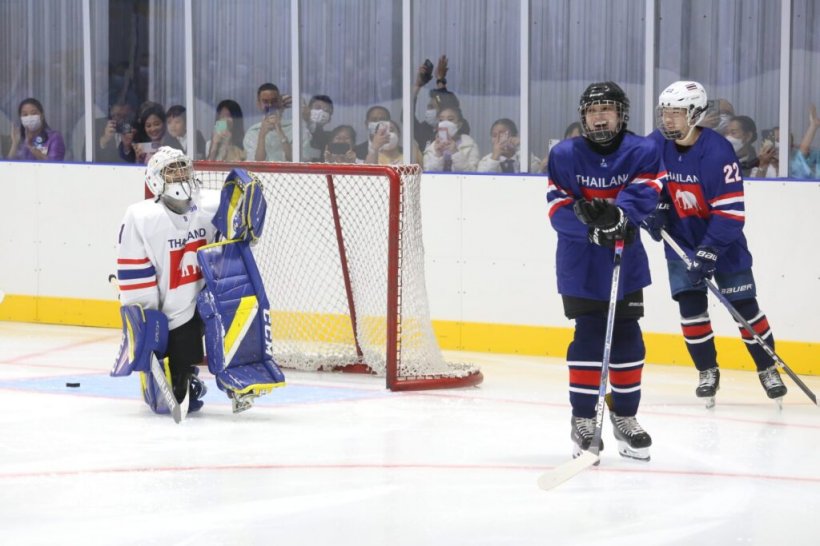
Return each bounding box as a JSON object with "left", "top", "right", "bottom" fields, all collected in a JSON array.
[{"left": 573, "top": 198, "right": 636, "bottom": 248}]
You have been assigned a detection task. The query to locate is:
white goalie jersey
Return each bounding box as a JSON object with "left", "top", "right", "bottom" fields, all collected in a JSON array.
[{"left": 116, "top": 190, "right": 221, "bottom": 329}]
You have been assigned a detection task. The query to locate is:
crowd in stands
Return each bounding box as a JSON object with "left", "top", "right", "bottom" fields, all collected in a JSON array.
[{"left": 4, "top": 57, "right": 820, "bottom": 179}]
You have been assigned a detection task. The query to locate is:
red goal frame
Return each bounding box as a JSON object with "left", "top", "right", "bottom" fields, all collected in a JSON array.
[{"left": 190, "top": 161, "right": 483, "bottom": 392}]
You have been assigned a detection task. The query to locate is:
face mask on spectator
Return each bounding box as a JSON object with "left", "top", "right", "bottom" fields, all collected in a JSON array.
[
  {"left": 438, "top": 120, "right": 458, "bottom": 139},
  {"left": 21, "top": 114, "right": 42, "bottom": 131},
  {"left": 725, "top": 135, "right": 744, "bottom": 153},
  {"left": 424, "top": 109, "right": 437, "bottom": 126},
  {"left": 717, "top": 114, "right": 732, "bottom": 133},
  {"left": 310, "top": 109, "right": 331, "bottom": 126},
  {"left": 383, "top": 132, "right": 399, "bottom": 151}
]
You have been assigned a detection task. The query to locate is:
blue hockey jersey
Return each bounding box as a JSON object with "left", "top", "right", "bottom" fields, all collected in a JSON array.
[
  {"left": 547, "top": 133, "right": 665, "bottom": 301},
  {"left": 647, "top": 127, "right": 752, "bottom": 274}
]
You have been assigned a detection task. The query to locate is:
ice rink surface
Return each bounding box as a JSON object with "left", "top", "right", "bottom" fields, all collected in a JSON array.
[{"left": 1, "top": 322, "right": 819, "bottom": 546}]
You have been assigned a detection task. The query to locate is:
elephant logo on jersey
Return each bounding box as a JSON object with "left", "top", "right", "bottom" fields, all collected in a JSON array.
[
  {"left": 675, "top": 190, "right": 699, "bottom": 211},
  {"left": 178, "top": 252, "right": 200, "bottom": 278},
  {"left": 668, "top": 182, "right": 709, "bottom": 219},
  {"left": 169, "top": 239, "right": 207, "bottom": 289}
]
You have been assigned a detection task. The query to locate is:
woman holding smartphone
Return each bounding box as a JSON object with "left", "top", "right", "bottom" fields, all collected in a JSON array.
[
  {"left": 128, "top": 102, "right": 182, "bottom": 164},
  {"left": 207, "top": 100, "right": 246, "bottom": 162}
]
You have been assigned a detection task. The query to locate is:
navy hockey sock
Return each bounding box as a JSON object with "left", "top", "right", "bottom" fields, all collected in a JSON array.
[
  {"left": 733, "top": 298, "right": 775, "bottom": 371},
  {"left": 608, "top": 319, "right": 645, "bottom": 417},
  {"left": 678, "top": 291, "right": 718, "bottom": 371},
  {"left": 567, "top": 315, "right": 606, "bottom": 419}
]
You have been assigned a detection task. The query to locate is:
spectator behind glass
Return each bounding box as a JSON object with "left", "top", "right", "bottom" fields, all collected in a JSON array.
[
  {"left": 206, "top": 99, "right": 246, "bottom": 162},
  {"left": 423, "top": 106, "right": 479, "bottom": 172},
  {"left": 412, "top": 55, "right": 456, "bottom": 151},
  {"left": 365, "top": 120, "right": 414, "bottom": 165},
  {"left": 166, "top": 105, "right": 206, "bottom": 159},
  {"left": 791, "top": 104, "right": 820, "bottom": 179},
  {"left": 324, "top": 125, "right": 359, "bottom": 164},
  {"left": 244, "top": 83, "right": 294, "bottom": 162},
  {"left": 355, "top": 105, "right": 391, "bottom": 160},
  {"left": 95, "top": 101, "right": 135, "bottom": 163},
  {"left": 564, "top": 122, "right": 583, "bottom": 139},
  {"left": 751, "top": 127, "right": 797, "bottom": 178},
  {"left": 478, "top": 118, "right": 541, "bottom": 173},
  {"left": 539, "top": 122, "right": 584, "bottom": 173},
  {"left": 699, "top": 98, "right": 735, "bottom": 135},
  {"left": 302, "top": 94, "right": 333, "bottom": 161},
  {"left": 726, "top": 115, "right": 758, "bottom": 177},
  {"left": 127, "top": 101, "right": 183, "bottom": 164},
  {"left": 6, "top": 98, "right": 65, "bottom": 161}
]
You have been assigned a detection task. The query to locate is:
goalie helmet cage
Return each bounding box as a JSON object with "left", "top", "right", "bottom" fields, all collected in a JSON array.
[{"left": 194, "top": 161, "right": 482, "bottom": 392}]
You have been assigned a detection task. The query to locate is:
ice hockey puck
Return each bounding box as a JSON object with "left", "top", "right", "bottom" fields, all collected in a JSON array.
[{"left": 66, "top": 382, "right": 80, "bottom": 388}]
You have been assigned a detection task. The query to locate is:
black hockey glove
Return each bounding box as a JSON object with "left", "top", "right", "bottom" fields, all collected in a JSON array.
[
  {"left": 641, "top": 198, "right": 671, "bottom": 242},
  {"left": 687, "top": 246, "right": 719, "bottom": 286},
  {"left": 573, "top": 198, "right": 621, "bottom": 228},
  {"left": 588, "top": 222, "right": 637, "bottom": 248}
]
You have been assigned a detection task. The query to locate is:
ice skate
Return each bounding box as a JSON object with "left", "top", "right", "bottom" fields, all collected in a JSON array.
[
  {"left": 570, "top": 416, "right": 603, "bottom": 461},
  {"left": 758, "top": 365, "right": 787, "bottom": 407},
  {"left": 695, "top": 367, "right": 720, "bottom": 409},
  {"left": 609, "top": 412, "right": 652, "bottom": 461}
]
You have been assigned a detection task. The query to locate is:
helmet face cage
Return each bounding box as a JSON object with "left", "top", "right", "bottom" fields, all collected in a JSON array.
[
  {"left": 580, "top": 99, "right": 628, "bottom": 144},
  {"left": 656, "top": 81, "right": 707, "bottom": 140},
  {"left": 578, "top": 82, "right": 630, "bottom": 144},
  {"left": 145, "top": 147, "right": 199, "bottom": 213}
]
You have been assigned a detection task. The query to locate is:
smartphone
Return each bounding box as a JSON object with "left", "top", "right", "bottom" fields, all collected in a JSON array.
[
  {"left": 137, "top": 142, "right": 154, "bottom": 154},
  {"left": 214, "top": 119, "right": 228, "bottom": 133},
  {"left": 437, "top": 127, "right": 451, "bottom": 143},
  {"left": 328, "top": 142, "right": 350, "bottom": 155},
  {"left": 423, "top": 58, "right": 434, "bottom": 73}
]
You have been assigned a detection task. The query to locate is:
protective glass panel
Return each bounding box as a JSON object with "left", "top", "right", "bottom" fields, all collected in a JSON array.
[
  {"left": 656, "top": 0, "right": 780, "bottom": 178},
  {"left": 0, "top": 0, "right": 84, "bottom": 163},
  {"left": 530, "top": 0, "right": 645, "bottom": 170},
  {"left": 413, "top": 0, "right": 521, "bottom": 173},
  {"left": 789, "top": 0, "right": 820, "bottom": 180},
  {"left": 90, "top": 0, "right": 186, "bottom": 165},
  {"left": 298, "top": 0, "right": 402, "bottom": 165},
  {"left": 193, "top": 0, "right": 291, "bottom": 163}
]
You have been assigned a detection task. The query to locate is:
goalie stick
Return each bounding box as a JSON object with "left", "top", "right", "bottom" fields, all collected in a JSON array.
[
  {"left": 538, "top": 239, "right": 625, "bottom": 491},
  {"left": 150, "top": 354, "right": 190, "bottom": 423},
  {"left": 660, "top": 229, "right": 818, "bottom": 407}
]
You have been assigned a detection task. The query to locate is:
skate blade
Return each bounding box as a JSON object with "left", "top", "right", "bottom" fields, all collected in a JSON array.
[
  {"left": 773, "top": 397, "right": 784, "bottom": 410},
  {"left": 703, "top": 396, "right": 716, "bottom": 409},
  {"left": 616, "top": 442, "right": 650, "bottom": 462},
  {"left": 231, "top": 395, "right": 255, "bottom": 414}
]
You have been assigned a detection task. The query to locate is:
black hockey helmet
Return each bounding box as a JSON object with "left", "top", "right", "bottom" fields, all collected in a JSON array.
[{"left": 578, "top": 81, "right": 630, "bottom": 144}]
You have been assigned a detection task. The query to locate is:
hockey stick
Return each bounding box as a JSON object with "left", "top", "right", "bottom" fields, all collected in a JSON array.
[
  {"left": 538, "top": 239, "right": 625, "bottom": 490},
  {"left": 149, "top": 354, "right": 190, "bottom": 423},
  {"left": 660, "top": 229, "right": 817, "bottom": 406}
]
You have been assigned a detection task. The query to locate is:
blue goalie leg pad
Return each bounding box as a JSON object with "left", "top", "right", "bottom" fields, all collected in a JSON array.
[{"left": 196, "top": 238, "right": 286, "bottom": 407}]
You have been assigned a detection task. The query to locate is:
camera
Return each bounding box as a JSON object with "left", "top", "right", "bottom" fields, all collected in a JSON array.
[
  {"left": 419, "top": 58, "right": 434, "bottom": 85},
  {"left": 115, "top": 121, "right": 132, "bottom": 134}
]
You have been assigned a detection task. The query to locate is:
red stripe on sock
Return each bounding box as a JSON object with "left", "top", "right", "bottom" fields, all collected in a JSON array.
[
  {"left": 609, "top": 368, "right": 643, "bottom": 386},
  {"left": 569, "top": 369, "right": 601, "bottom": 387},
  {"left": 682, "top": 323, "right": 712, "bottom": 338}
]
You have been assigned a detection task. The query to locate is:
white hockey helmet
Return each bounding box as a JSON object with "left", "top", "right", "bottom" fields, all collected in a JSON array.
[
  {"left": 656, "top": 81, "right": 708, "bottom": 140},
  {"left": 145, "top": 147, "right": 198, "bottom": 213}
]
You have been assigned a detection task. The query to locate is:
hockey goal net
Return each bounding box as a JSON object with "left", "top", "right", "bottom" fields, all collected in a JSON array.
[{"left": 193, "top": 161, "right": 482, "bottom": 391}]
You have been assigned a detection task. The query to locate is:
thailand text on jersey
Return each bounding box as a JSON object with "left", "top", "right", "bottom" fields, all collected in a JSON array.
[
  {"left": 116, "top": 190, "right": 220, "bottom": 329},
  {"left": 648, "top": 127, "right": 752, "bottom": 274},
  {"left": 546, "top": 132, "right": 666, "bottom": 301}
]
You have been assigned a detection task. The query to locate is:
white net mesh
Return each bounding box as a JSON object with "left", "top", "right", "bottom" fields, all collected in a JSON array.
[{"left": 195, "top": 161, "right": 481, "bottom": 390}]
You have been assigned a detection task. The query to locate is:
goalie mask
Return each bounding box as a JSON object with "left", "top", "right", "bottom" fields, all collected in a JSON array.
[
  {"left": 656, "top": 81, "right": 707, "bottom": 141},
  {"left": 579, "top": 81, "right": 630, "bottom": 144},
  {"left": 145, "top": 147, "right": 199, "bottom": 214}
]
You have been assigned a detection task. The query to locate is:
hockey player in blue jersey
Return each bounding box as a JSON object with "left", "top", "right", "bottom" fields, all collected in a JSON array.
[
  {"left": 646, "top": 80, "right": 787, "bottom": 406},
  {"left": 546, "top": 82, "right": 666, "bottom": 461}
]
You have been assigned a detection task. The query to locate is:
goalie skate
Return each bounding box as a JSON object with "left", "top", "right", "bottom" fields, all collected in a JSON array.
[
  {"left": 227, "top": 384, "right": 280, "bottom": 414},
  {"left": 758, "top": 365, "right": 787, "bottom": 408},
  {"left": 696, "top": 367, "right": 720, "bottom": 409},
  {"left": 570, "top": 416, "right": 603, "bottom": 461},
  {"left": 609, "top": 412, "right": 652, "bottom": 461}
]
